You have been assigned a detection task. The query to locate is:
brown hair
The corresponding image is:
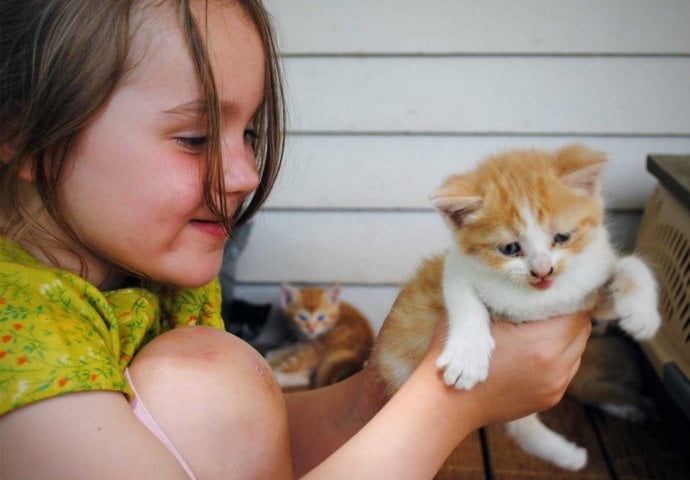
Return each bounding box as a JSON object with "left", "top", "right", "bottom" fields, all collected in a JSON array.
[{"left": 0, "top": 0, "right": 284, "bottom": 265}]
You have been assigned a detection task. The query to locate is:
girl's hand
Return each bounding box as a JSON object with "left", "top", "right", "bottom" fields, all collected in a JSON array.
[{"left": 420, "top": 311, "right": 592, "bottom": 428}]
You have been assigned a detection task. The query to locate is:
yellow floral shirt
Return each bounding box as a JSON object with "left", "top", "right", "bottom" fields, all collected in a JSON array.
[{"left": 0, "top": 236, "right": 224, "bottom": 416}]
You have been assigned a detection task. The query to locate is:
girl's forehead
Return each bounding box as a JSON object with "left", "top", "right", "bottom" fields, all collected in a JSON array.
[
  {"left": 126, "top": 1, "right": 264, "bottom": 90},
  {"left": 123, "top": 2, "right": 185, "bottom": 79}
]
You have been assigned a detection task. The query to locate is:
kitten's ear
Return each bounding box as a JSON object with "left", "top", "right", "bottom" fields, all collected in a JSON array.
[
  {"left": 555, "top": 144, "right": 607, "bottom": 195},
  {"left": 325, "top": 283, "right": 342, "bottom": 306},
  {"left": 280, "top": 283, "right": 300, "bottom": 309},
  {"left": 432, "top": 195, "right": 483, "bottom": 227},
  {"left": 431, "top": 174, "right": 482, "bottom": 227}
]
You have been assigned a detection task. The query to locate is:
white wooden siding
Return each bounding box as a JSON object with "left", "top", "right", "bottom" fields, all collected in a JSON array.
[
  {"left": 264, "top": 0, "right": 690, "bottom": 55},
  {"left": 283, "top": 57, "right": 690, "bottom": 134},
  {"left": 230, "top": 1, "right": 690, "bottom": 329},
  {"left": 266, "top": 136, "right": 690, "bottom": 210}
]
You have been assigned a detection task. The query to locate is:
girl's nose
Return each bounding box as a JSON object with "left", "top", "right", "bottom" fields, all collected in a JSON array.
[{"left": 222, "top": 140, "right": 260, "bottom": 195}]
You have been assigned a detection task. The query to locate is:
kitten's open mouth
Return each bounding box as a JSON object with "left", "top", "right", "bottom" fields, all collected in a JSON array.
[{"left": 531, "top": 278, "right": 554, "bottom": 290}]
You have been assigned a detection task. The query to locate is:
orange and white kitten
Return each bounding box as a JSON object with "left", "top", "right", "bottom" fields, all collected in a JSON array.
[
  {"left": 267, "top": 283, "right": 374, "bottom": 388},
  {"left": 373, "top": 145, "right": 661, "bottom": 471}
]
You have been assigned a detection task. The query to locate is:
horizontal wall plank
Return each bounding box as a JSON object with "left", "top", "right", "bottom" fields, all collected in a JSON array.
[
  {"left": 268, "top": 136, "right": 690, "bottom": 210},
  {"left": 283, "top": 57, "right": 690, "bottom": 134},
  {"left": 265, "top": 0, "right": 690, "bottom": 55},
  {"left": 236, "top": 211, "right": 449, "bottom": 284},
  {"left": 234, "top": 211, "right": 643, "bottom": 284}
]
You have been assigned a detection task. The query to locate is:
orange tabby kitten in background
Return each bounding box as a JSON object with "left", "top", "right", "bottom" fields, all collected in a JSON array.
[
  {"left": 267, "top": 283, "right": 374, "bottom": 389},
  {"left": 372, "top": 144, "right": 660, "bottom": 470}
]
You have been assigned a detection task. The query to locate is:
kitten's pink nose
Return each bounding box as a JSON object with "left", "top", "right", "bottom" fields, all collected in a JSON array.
[{"left": 530, "top": 267, "right": 554, "bottom": 279}]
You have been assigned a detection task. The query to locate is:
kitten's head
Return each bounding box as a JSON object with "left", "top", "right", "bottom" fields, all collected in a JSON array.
[
  {"left": 280, "top": 283, "right": 341, "bottom": 339},
  {"left": 432, "top": 144, "right": 606, "bottom": 290}
]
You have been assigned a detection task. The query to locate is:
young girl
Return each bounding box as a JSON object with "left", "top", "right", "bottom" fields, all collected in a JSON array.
[{"left": 0, "top": 1, "right": 591, "bottom": 478}]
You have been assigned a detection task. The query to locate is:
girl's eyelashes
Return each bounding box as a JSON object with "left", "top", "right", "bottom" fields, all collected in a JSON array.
[
  {"left": 176, "top": 136, "right": 208, "bottom": 152},
  {"left": 175, "top": 126, "right": 257, "bottom": 152},
  {"left": 244, "top": 128, "right": 258, "bottom": 143}
]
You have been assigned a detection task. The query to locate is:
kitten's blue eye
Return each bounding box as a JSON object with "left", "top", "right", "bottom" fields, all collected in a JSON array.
[
  {"left": 316, "top": 314, "right": 326, "bottom": 322},
  {"left": 498, "top": 242, "right": 521, "bottom": 256},
  {"left": 554, "top": 233, "right": 571, "bottom": 244},
  {"left": 297, "top": 313, "right": 309, "bottom": 322}
]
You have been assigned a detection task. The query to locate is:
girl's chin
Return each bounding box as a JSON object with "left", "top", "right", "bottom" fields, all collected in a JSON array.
[
  {"left": 164, "top": 271, "right": 220, "bottom": 289},
  {"left": 154, "top": 255, "right": 224, "bottom": 289}
]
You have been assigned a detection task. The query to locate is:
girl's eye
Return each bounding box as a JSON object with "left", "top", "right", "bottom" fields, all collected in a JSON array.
[
  {"left": 554, "top": 232, "right": 571, "bottom": 244},
  {"left": 498, "top": 242, "right": 522, "bottom": 256},
  {"left": 176, "top": 136, "right": 207, "bottom": 151},
  {"left": 244, "top": 128, "right": 258, "bottom": 143}
]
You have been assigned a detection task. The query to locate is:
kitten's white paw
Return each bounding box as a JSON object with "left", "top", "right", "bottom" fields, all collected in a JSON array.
[
  {"left": 436, "top": 335, "right": 495, "bottom": 390},
  {"left": 618, "top": 306, "right": 661, "bottom": 340},
  {"left": 612, "top": 256, "right": 661, "bottom": 340},
  {"left": 553, "top": 444, "right": 588, "bottom": 471}
]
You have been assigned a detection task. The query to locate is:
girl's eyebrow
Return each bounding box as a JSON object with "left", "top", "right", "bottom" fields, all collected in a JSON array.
[
  {"left": 162, "top": 100, "right": 244, "bottom": 118},
  {"left": 163, "top": 100, "right": 209, "bottom": 117}
]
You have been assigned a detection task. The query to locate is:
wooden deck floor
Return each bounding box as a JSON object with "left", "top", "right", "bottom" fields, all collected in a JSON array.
[{"left": 436, "top": 370, "right": 690, "bottom": 480}]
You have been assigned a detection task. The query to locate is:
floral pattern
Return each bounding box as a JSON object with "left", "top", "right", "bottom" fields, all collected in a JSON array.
[{"left": 0, "top": 236, "right": 223, "bottom": 415}]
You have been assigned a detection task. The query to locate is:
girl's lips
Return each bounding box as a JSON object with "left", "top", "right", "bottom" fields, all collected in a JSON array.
[{"left": 190, "top": 219, "right": 227, "bottom": 238}]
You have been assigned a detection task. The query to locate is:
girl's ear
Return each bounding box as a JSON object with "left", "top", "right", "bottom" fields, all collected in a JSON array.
[
  {"left": 280, "top": 283, "right": 300, "bottom": 309},
  {"left": 0, "top": 142, "right": 12, "bottom": 164},
  {"left": 17, "top": 161, "right": 34, "bottom": 182},
  {"left": 0, "top": 138, "right": 33, "bottom": 182}
]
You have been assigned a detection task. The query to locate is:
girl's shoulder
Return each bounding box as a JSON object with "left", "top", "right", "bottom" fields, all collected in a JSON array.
[
  {"left": 0, "top": 236, "right": 223, "bottom": 416},
  {"left": 0, "top": 236, "right": 130, "bottom": 414}
]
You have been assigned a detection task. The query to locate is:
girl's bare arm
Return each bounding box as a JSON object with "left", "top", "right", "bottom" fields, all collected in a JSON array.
[{"left": 0, "top": 391, "right": 193, "bottom": 480}]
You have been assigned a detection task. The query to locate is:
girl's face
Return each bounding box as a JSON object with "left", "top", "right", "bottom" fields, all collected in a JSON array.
[{"left": 55, "top": 1, "right": 264, "bottom": 288}]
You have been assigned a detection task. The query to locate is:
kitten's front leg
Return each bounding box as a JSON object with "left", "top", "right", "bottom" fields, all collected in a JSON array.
[
  {"left": 611, "top": 256, "right": 661, "bottom": 340},
  {"left": 436, "top": 252, "right": 495, "bottom": 390}
]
